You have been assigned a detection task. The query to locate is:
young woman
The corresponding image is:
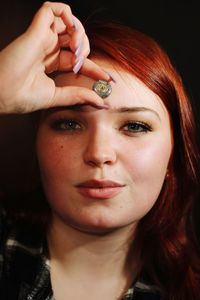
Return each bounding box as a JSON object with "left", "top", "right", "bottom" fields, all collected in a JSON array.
[{"left": 0, "top": 2, "right": 199, "bottom": 300}]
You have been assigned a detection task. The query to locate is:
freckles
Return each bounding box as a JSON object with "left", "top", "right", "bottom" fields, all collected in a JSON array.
[{"left": 40, "top": 140, "right": 66, "bottom": 169}]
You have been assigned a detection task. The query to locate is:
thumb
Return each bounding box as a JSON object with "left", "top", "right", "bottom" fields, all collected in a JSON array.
[{"left": 48, "top": 86, "right": 106, "bottom": 109}]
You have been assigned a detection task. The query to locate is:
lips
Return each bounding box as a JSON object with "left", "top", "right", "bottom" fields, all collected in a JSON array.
[{"left": 76, "top": 180, "right": 125, "bottom": 199}]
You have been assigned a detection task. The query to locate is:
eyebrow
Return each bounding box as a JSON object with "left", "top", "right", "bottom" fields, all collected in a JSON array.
[
  {"left": 110, "top": 106, "right": 161, "bottom": 120},
  {"left": 43, "top": 105, "right": 161, "bottom": 121}
]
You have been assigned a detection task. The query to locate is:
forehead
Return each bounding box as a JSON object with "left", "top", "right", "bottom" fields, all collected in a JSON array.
[{"left": 54, "top": 58, "right": 168, "bottom": 116}]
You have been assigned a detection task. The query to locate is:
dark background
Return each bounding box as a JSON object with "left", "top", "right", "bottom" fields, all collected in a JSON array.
[{"left": 0, "top": 1, "right": 200, "bottom": 235}]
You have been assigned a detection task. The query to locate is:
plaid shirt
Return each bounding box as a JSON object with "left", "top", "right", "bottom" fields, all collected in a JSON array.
[{"left": 0, "top": 210, "right": 162, "bottom": 299}]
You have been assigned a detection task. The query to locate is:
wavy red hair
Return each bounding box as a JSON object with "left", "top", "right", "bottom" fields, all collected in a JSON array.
[{"left": 86, "top": 22, "right": 200, "bottom": 299}]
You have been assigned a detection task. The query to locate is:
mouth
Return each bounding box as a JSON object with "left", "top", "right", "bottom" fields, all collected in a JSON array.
[{"left": 76, "top": 180, "right": 126, "bottom": 199}]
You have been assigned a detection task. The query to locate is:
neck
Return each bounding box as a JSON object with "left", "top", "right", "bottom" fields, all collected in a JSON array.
[
  {"left": 47, "top": 215, "right": 141, "bottom": 300},
  {"left": 47, "top": 214, "right": 140, "bottom": 279}
]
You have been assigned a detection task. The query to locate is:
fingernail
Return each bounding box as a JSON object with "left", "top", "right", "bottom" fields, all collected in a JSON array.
[
  {"left": 91, "top": 104, "right": 110, "bottom": 110},
  {"left": 75, "top": 42, "right": 82, "bottom": 57},
  {"left": 68, "top": 18, "right": 78, "bottom": 35},
  {"left": 105, "top": 71, "right": 116, "bottom": 83},
  {"left": 73, "top": 56, "right": 84, "bottom": 74},
  {"left": 72, "top": 17, "right": 78, "bottom": 30}
]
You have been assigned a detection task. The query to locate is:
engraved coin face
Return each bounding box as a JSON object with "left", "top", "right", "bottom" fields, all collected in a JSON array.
[{"left": 92, "top": 80, "right": 112, "bottom": 98}]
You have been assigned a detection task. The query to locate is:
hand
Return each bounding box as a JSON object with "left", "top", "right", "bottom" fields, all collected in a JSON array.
[{"left": 0, "top": 1, "right": 109, "bottom": 114}]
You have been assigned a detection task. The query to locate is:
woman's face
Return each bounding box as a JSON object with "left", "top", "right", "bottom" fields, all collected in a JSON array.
[{"left": 36, "top": 59, "right": 173, "bottom": 234}]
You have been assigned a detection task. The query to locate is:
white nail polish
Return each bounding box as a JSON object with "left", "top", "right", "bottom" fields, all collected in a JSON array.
[
  {"left": 73, "top": 56, "right": 84, "bottom": 74},
  {"left": 105, "top": 71, "right": 117, "bottom": 83},
  {"left": 75, "top": 43, "right": 82, "bottom": 57},
  {"left": 72, "top": 17, "right": 78, "bottom": 30}
]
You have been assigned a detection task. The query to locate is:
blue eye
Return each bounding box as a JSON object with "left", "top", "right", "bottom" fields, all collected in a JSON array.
[
  {"left": 51, "top": 119, "right": 81, "bottom": 131},
  {"left": 122, "top": 121, "right": 152, "bottom": 133}
]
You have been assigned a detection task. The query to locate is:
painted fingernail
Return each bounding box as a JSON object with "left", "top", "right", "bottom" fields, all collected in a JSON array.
[
  {"left": 105, "top": 71, "right": 117, "bottom": 83},
  {"left": 72, "top": 17, "right": 78, "bottom": 30},
  {"left": 68, "top": 18, "right": 78, "bottom": 35},
  {"left": 73, "top": 56, "right": 84, "bottom": 74},
  {"left": 75, "top": 42, "right": 82, "bottom": 57}
]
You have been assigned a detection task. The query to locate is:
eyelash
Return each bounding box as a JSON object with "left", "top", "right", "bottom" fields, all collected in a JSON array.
[
  {"left": 121, "top": 121, "right": 152, "bottom": 134},
  {"left": 51, "top": 118, "right": 82, "bottom": 132},
  {"left": 50, "top": 118, "right": 152, "bottom": 135}
]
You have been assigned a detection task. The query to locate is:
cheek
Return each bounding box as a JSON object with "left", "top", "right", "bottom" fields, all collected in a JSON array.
[
  {"left": 120, "top": 138, "right": 172, "bottom": 219},
  {"left": 123, "top": 137, "right": 172, "bottom": 184},
  {"left": 36, "top": 132, "right": 81, "bottom": 179}
]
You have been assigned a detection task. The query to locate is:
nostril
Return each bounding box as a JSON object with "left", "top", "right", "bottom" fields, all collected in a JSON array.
[
  {"left": 84, "top": 153, "right": 117, "bottom": 168},
  {"left": 83, "top": 133, "right": 117, "bottom": 167}
]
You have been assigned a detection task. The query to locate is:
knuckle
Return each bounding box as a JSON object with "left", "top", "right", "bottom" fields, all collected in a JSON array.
[
  {"left": 82, "top": 49, "right": 90, "bottom": 59},
  {"left": 42, "top": 2, "right": 72, "bottom": 16},
  {"left": 64, "top": 4, "right": 71, "bottom": 13},
  {"left": 41, "top": 2, "right": 52, "bottom": 16},
  {"left": 77, "top": 88, "right": 86, "bottom": 100},
  {"left": 43, "top": 1, "right": 50, "bottom": 7},
  {"left": 85, "top": 46, "right": 90, "bottom": 56},
  {"left": 81, "top": 27, "right": 85, "bottom": 35}
]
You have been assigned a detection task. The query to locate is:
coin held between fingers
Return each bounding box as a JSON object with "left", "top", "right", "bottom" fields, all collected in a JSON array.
[{"left": 92, "top": 80, "right": 112, "bottom": 98}]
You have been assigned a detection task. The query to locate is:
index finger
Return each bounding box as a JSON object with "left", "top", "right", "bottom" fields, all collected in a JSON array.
[
  {"left": 80, "top": 58, "right": 111, "bottom": 81},
  {"left": 43, "top": 2, "right": 74, "bottom": 28},
  {"left": 54, "top": 50, "right": 111, "bottom": 81},
  {"left": 30, "top": 2, "right": 75, "bottom": 35}
]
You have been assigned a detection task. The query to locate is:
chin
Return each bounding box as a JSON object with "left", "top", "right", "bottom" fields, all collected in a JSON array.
[
  {"left": 67, "top": 216, "right": 132, "bottom": 235},
  {"left": 54, "top": 208, "right": 136, "bottom": 235},
  {"left": 71, "top": 223, "right": 121, "bottom": 235}
]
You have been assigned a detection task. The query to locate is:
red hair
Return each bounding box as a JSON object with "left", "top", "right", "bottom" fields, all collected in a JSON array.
[{"left": 86, "top": 22, "right": 200, "bottom": 299}]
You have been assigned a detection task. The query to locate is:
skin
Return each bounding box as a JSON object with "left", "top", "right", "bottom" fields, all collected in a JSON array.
[
  {"left": 36, "top": 58, "right": 173, "bottom": 300},
  {"left": 0, "top": 2, "right": 109, "bottom": 114},
  {"left": 37, "top": 58, "right": 173, "bottom": 235}
]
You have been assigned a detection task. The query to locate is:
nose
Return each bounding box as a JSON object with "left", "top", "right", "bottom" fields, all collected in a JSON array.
[{"left": 83, "top": 127, "right": 117, "bottom": 167}]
